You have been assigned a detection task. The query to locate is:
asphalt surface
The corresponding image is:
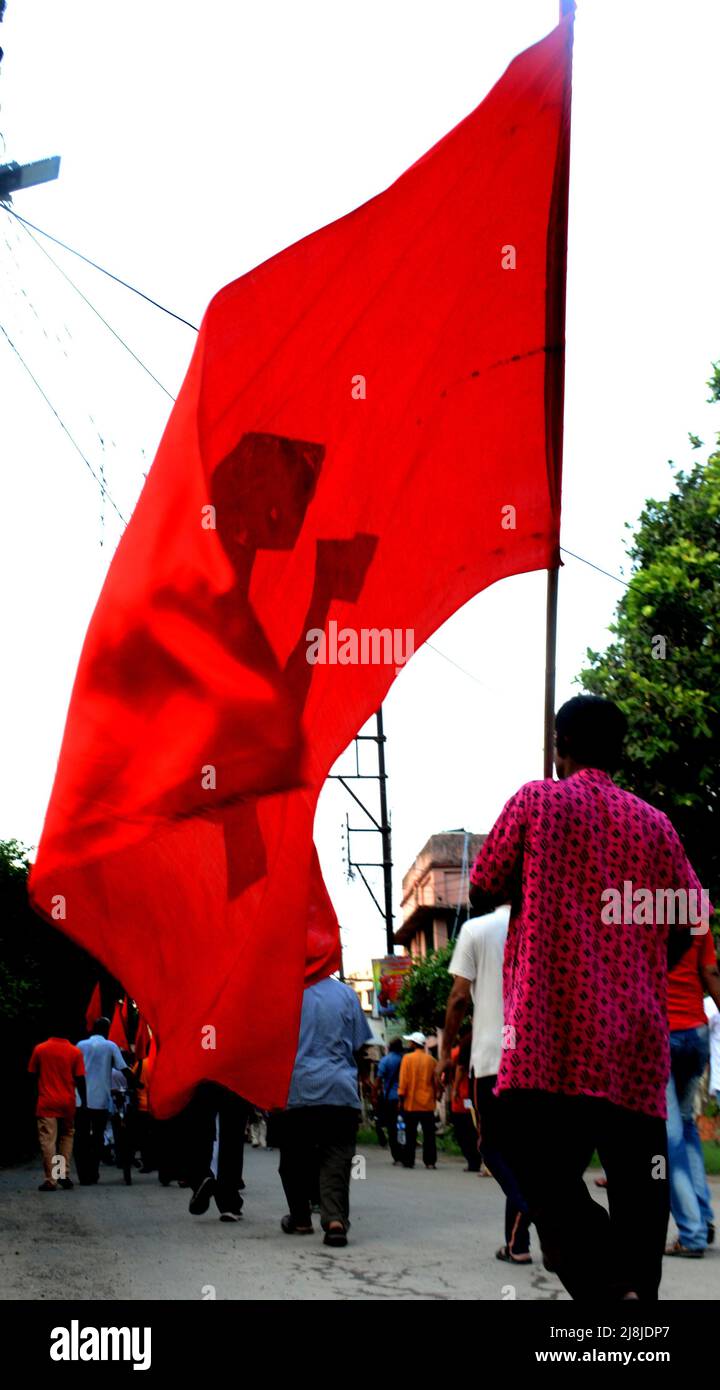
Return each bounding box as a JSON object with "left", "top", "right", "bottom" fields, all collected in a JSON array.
[{"left": 1, "top": 1146, "right": 718, "bottom": 1301}]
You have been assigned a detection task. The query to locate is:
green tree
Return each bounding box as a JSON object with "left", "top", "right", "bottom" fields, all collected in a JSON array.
[
  {"left": 396, "top": 943, "right": 460, "bottom": 1032},
  {"left": 579, "top": 366, "right": 720, "bottom": 904},
  {"left": 0, "top": 838, "right": 119, "bottom": 1161}
]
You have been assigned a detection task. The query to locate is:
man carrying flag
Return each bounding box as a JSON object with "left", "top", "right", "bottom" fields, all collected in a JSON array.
[{"left": 468, "top": 695, "right": 707, "bottom": 1300}]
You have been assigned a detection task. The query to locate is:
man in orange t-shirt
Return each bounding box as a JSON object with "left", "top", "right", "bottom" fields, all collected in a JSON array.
[
  {"left": 665, "top": 926, "right": 720, "bottom": 1257},
  {"left": 398, "top": 1033, "right": 437, "bottom": 1169},
  {"left": 28, "top": 1035, "right": 86, "bottom": 1191}
]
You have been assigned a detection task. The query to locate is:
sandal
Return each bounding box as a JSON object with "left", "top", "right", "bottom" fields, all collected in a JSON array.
[
  {"left": 495, "top": 1245, "right": 532, "bottom": 1265},
  {"left": 323, "top": 1222, "right": 348, "bottom": 1248},
  {"left": 281, "top": 1214, "right": 313, "bottom": 1235},
  {"left": 664, "top": 1239, "right": 704, "bottom": 1259}
]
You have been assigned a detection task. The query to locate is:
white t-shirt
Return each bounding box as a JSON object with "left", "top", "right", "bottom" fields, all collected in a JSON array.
[
  {"left": 704, "top": 997, "right": 720, "bottom": 1094},
  {"left": 448, "top": 907, "right": 510, "bottom": 1079}
]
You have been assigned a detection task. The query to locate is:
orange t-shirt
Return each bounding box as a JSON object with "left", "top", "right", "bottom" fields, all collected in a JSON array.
[
  {"left": 668, "top": 930, "right": 718, "bottom": 1031},
  {"left": 398, "top": 1048, "right": 436, "bottom": 1112},
  {"left": 28, "top": 1038, "right": 85, "bottom": 1118}
]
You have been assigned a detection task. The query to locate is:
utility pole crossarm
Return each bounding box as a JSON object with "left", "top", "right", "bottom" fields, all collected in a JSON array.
[{"left": 0, "top": 156, "right": 61, "bottom": 202}]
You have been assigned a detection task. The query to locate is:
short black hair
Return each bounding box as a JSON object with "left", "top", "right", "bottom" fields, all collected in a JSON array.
[
  {"left": 555, "top": 695, "right": 627, "bottom": 772},
  {"left": 388, "top": 1037, "right": 403, "bottom": 1054}
]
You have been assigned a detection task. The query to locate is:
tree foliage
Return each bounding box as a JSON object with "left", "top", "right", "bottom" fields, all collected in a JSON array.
[
  {"left": 579, "top": 367, "right": 720, "bottom": 905},
  {"left": 396, "top": 943, "right": 459, "bottom": 1032}
]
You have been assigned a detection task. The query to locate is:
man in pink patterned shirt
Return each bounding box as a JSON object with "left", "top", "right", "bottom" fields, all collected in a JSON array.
[{"left": 469, "top": 695, "right": 707, "bottom": 1301}]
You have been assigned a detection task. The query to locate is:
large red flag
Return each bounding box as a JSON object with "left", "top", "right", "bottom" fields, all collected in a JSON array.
[{"left": 30, "top": 14, "right": 573, "bottom": 1115}]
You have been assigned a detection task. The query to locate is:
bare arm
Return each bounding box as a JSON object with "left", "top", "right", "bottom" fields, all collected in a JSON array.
[{"left": 436, "top": 976, "right": 472, "bottom": 1086}]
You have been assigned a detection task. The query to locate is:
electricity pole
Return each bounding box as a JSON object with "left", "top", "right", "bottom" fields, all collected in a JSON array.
[{"left": 333, "top": 706, "right": 395, "bottom": 954}]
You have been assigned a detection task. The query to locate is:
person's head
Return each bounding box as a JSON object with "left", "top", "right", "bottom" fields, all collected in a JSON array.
[
  {"left": 92, "top": 1016, "right": 110, "bottom": 1038},
  {"left": 388, "top": 1037, "right": 403, "bottom": 1055},
  {"left": 45, "top": 1016, "right": 70, "bottom": 1040},
  {"left": 554, "top": 696, "right": 627, "bottom": 779},
  {"left": 403, "top": 1031, "right": 426, "bottom": 1051}
]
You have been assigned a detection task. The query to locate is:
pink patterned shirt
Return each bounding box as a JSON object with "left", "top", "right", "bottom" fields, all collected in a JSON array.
[{"left": 469, "top": 769, "right": 706, "bottom": 1118}]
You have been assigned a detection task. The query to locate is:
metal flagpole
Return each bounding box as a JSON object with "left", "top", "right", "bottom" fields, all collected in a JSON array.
[
  {"left": 543, "top": 567, "right": 559, "bottom": 778},
  {"left": 543, "top": 0, "right": 574, "bottom": 778}
]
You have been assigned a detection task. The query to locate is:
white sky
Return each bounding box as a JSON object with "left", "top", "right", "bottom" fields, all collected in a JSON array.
[{"left": 1, "top": 0, "right": 719, "bottom": 975}]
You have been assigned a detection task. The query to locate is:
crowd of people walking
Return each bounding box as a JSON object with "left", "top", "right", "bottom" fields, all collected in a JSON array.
[{"left": 25, "top": 696, "right": 720, "bottom": 1299}]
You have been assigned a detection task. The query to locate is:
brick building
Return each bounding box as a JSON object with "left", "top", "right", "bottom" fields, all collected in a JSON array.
[{"left": 395, "top": 831, "right": 486, "bottom": 957}]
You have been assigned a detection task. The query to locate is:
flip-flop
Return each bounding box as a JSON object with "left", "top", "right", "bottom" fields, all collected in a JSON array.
[{"left": 495, "top": 1245, "right": 532, "bottom": 1265}]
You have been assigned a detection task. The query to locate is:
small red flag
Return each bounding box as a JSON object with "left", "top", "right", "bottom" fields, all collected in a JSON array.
[
  {"left": 31, "top": 14, "right": 573, "bottom": 1115},
  {"left": 108, "top": 1000, "right": 129, "bottom": 1051},
  {"left": 85, "top": 982, "right": 102, "bottom": 1034}
]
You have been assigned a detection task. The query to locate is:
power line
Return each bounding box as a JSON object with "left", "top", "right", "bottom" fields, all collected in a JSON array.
[
  {"left": 11, "top": 213, "right": 177, "bottom": 401},
  {"left": 0, "top": 215, "right": 636, "bottom": 596},
  {"left": 426, "top": 547, "right": 631, "bottom": 694},
  {"left": 4, "top": 206, "right": 199, "bottom": 333},
  {"left": 0, "top": 321, "right": 127, "bottom": 525},
  {"left": 425, "top": 640, "right": 487, "bottom": 688},
  {"left": 560, "top": 546, "right": 629, "bottom": 588}
]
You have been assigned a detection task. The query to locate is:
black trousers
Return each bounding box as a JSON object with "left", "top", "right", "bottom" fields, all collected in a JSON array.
[
  {"left": 451, "top": 1109, "right": 481, "bottom": 1173},
  {"left": 402, "top": 1110, "right": 436, "bottom": 1168},
  {"left": 75, "top": 1107, "right": 109, "bottom": 1183},
  {"left": 384, "top": 1099, "right": 402, "bottom": 1162},
  {"left": 279, "top": 1106, "right": 359, "bottom": 1229},
  {"left": 498, "top": 1090, "right": 669, "bottom": 1300},
  {"left": 188, "top": 1082, "right": 250, "bottom": 1214},
  {"left": 473, "top": 1076, "right": 531, "bottom": 1256}
]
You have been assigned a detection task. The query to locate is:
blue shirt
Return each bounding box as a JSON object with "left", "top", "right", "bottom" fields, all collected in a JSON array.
[
  {"left": 377, "top": 1049, "right": 402, "bottom": 1101},
  {"left": 287, "top": 977, "right": 373, "bottom": 1109},
  {"left": 76, "top": 1036, "right": 126, "bottom": 1110}
]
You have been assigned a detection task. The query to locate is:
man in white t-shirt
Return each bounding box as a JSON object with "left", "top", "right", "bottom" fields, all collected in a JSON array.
[{"left": 437, "top": 907, "right": 532, "bottom": 1264}]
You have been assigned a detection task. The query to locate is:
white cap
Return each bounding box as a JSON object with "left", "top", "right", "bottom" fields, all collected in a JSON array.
[{"left": 403, "top": 1031, "right": 426, "bottom": 1046}]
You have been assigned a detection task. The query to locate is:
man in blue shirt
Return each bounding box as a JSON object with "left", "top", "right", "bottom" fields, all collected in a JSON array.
[
  {"left": 279, "top": 974, "right": 373, "bottom": 1247},
  {"left": 376, "top": 1037, "right": 403, "bottom": 1163},
  {"left": 75, "top": 1017, "right": 131, "bottom": 1184}
]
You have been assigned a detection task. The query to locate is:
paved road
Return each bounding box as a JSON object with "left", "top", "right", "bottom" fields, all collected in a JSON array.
[{"left": 1, "top": 1147, "right": 718, "bottom": 1301}]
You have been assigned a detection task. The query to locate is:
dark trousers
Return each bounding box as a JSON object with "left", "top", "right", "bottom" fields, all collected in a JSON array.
[
  {"left": 157, "top": 1107, "right": 193, "bottom": 1186},
  {"left": 473, "top": 1076, "right": 531, "bottom": 1255},
  {"left": 279, "top": 1105, "right": 359, "bottom": 1229},
  {"left": 499, "top": 1090, "right": 669, "bottom": 1300},
  {"left": 451, "top": 1109, "right": 481, "bottom": 1172},
  {"left": 75, "top": 1107, "right": 109, "bottom": 1183},
  {"left": 131, "top": 1111, "right": 156, "bottom": 1170},
  {"left": 384, "top": 1099, "right": 402, "bottom": 1162},
  {"left": 188, "top": 1082, "right": 250, "bottom": 1214},
  {"left": 402, "top": 1110, "right": 436, "bottom": 1168}
]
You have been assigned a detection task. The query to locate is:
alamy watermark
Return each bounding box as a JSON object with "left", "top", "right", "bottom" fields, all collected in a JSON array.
[
  {"left": 306, "top": 621, "right": 414, "bottom": 672},
  {"left": 600, "top": 881, "right": 710, "bottom": 933}
]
